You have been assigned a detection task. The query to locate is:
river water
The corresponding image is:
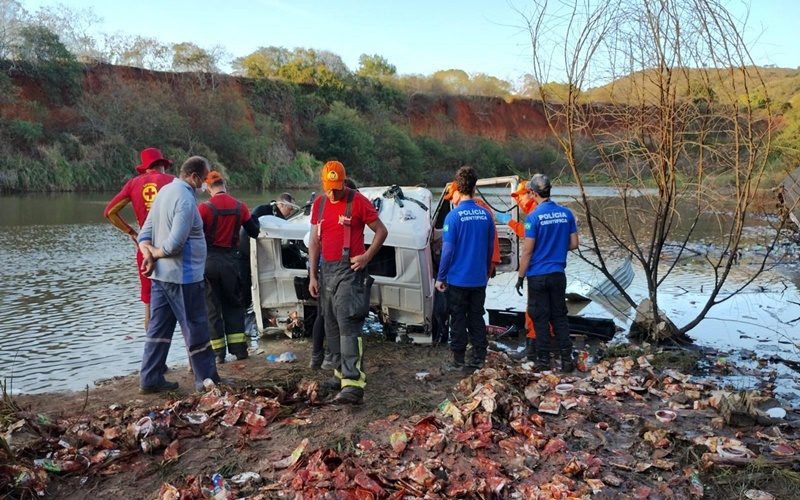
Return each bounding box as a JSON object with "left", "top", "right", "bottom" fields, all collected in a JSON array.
[{"left": 1, "top": 188, "right": 799, "bottom": 395}]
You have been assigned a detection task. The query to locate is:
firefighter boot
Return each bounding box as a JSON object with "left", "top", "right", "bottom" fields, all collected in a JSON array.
[
  {"left": 525, "top": 338, "right": 537, "bottom": 362},
  {"left": 535, "top": 351, "right": 550, "bottom": 372},
  {"left": 309, "top": 352, "right": 324, "bottom": 370},
  {"left": 560, "top": 349, "right": 575, "bottom": 373},
  {"left": 446, "top": 351, "right": 466, "bottom": 371}
]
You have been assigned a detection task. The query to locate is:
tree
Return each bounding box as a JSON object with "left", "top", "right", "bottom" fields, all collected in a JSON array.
[
  {"left": 313, "top": 101, "right": 377, "bottom": 182},
  {"left": 172, "top": 42, "right": 217, "bottom": 72},
  {"left": 13, "top": 25, "right": 82, "bottom": 104},
  {"left": 0, "top": 0, "right": 27, "bottom": 60},
  {"left": 432, "top": 69, "right": 470, "bottom": 94},
  {"left": 469, "top": 73, "right": 512, "bottom": 97},
  {"left": 102, "top": 34, "right": 171, "bottom": 70},
  {"left": 357, "top": 54, "right": 396, "bottom": 79},
  {"left": 232, "top": 46, "right": 290, "bottom": 78},
  {"left": 29, "top": 3, "right": 101, "bottom": 62},
  {"left": 517, "top": 0, "right": 787, "bottom": 342}
]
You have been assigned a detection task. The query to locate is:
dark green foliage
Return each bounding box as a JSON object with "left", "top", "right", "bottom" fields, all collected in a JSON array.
[
  {"left": 373, "top": 123, "right": 424, "bottom": 184},
  {"left": 2, "top": 119, "right": 44, "bottom": 150},
  {"left": 312, "top": 102, "right": 377, "bottom": 182},
  {"left": 13, "top": 26, "right": 83, "bottom": 105}
]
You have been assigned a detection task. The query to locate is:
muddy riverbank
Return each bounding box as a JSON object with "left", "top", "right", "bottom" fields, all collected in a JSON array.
[{"left": 3, "top": 337, "right": 800, "bottom": 498}]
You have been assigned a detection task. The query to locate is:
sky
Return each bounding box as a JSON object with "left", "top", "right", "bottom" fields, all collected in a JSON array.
[{"left": 18, "top": 0, "right": 800, "bottom": 85}]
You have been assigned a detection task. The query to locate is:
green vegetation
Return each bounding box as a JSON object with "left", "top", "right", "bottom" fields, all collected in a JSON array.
[{"left": 0, "top": 0, "right": 798, "bottom": 192}]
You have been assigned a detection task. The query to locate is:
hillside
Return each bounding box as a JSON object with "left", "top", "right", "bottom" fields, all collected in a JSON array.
[{"left": 1, "top": 62, "right": 797, "bottom": 192}]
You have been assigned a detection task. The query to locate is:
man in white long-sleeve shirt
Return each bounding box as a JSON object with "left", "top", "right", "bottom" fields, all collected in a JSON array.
[{"left": 137, "top": 156, "right": 220, "bottom": 393}]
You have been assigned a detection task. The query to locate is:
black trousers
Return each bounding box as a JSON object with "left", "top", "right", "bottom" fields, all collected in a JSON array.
[
  {"left": 205, "top": 249, "right": 248, "bottom": 357},
  {"left": 446, "top": 285, "right": 488, "bottom": 362},
  {"left": 527, "top": 272, "right": 571, "bottom": 354}
]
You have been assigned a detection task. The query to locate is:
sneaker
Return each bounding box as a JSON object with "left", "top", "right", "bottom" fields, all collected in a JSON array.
[
  {"left": 320, "top": 359, "right": 337, "bottom": 370},
  {"left": 331, "top": 387, "right": 364, "bottom": 405},
  {"left": 235, "top": 351, "right": 249, "bottom": 361},
  {"left": 140, "top": 380, "right": 179, "bottom": 394},
  {"left": 309, "top": 356, "right": 323, "bottom": 370}
]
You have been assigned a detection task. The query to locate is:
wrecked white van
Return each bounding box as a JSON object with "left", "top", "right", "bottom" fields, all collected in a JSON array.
[{"left": 250, "top": 177, "right": 523, "bottom": 339}]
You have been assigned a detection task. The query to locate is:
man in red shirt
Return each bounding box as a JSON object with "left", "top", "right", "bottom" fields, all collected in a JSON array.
[
  {"left": 198, "top": 171, "right": 260, "bottom": 363},
  {"left": 104, "top": 147, "right": 175, "bottom": 331},
  {"left": 308, "top": 161, "right": 388, "bottom": 404}
]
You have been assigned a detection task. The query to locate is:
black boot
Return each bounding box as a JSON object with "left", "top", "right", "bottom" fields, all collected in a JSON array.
[
  {"left": 309, "top": 352, "right": 323, "bottom": 369},
  {"left": 535, "top": 351, "right": 550, "bottom": 372},
  {"left": 447, "top": 351, "right": 466, "bottom": 371},
  {"left": 560, "top": 349, "right": 575, "bottom": 373},
  {"left": 525, "top": 338, "right": 537, "bottom": 362}
]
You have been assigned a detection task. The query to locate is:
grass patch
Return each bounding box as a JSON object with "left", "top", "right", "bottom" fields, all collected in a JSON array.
[
  {"left": 651, "top": 349, "right": 701, "bottom": 373},
  {"left": 600, "top": 343, "right": 646, "bottom": 360},
  {"left": 706, "top": 458, "right": 800, "bottom": 498}
]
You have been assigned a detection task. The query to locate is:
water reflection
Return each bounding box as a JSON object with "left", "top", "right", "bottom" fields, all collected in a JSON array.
[
  {"left": 0, "top": 190, "right": 288, "bottom": 394},
  {"left": 1, "top": 187, "right": 799, "bottom": 394}
]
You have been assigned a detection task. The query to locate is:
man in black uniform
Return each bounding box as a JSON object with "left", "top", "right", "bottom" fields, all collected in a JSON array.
[{"left": 199, "top": 171, "right": 261, "bottom": 363}]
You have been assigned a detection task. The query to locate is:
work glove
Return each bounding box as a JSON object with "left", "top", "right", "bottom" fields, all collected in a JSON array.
[{"left": 515, "top": 276, "right": 525, "bottom": 296}]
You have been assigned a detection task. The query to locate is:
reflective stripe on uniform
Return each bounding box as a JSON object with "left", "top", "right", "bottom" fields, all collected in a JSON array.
[
  {"left": 145, "top": 337, "right": 172, "bottom": 344},
  {"left": 188, "top": 342, "right": 212, "bottom": 357},
  {"left": 226, "top": 332, "right": 247, "bottom": 344},
  {"left": 340, "top": 337, "right": 366, "bottom": 389},
  {"left": 210, "top": 338, "right": 227, "bottom": 351}
]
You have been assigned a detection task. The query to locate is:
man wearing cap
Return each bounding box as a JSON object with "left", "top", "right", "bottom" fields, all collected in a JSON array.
[
  {"left": 137, "top": 156, "right": 221, "bottom": 393},
  {"left": 435, "top": 166, "right": 495, "bottom": 372},
  {"left": 104, "top": 147, "right": 175, "bottom": 331},
  {"left": 307, "top": 160, "right": 388, "bottom": 404},
  {"left": 515, "top": 174, "right": 579, "bottom": 372},
  {"left": 199, "top": 171, "right": 260, "bottom": 364}
]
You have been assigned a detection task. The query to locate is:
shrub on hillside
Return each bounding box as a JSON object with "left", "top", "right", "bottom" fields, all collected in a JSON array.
[
  {"left": 373, "top": 123, "right": 424, "bottom": 184},
  {"left": 2, "top": 119, "right": 44, "bottom": 151},
  {"left": 312, "top": 102, "right": 377, "bottom": 182}
]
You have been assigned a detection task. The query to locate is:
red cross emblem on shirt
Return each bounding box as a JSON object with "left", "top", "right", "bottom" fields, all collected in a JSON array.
[{"left": 142, "top": 183, "right": 158, "bottom": 209}]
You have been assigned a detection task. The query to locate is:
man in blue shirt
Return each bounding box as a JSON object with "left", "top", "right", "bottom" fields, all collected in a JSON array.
[
  {"left": 515, "top": 174, "right": 579, "bottom": 372},
  {"left": 138, "top": 156, "right": 221, "bottom": 393},
  {"left": 435, "top": 166, "right": 495, "bottom": 372}
]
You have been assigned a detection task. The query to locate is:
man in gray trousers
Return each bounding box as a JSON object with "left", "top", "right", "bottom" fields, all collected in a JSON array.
[{"left": 307, "top": 160, "right": 388, "bottom": 404}]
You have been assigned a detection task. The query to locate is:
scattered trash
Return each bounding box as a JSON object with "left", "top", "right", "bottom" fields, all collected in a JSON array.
[
  {"left": 576, "top": 350, "right": 589, "bottom": 372},
  {"left": 266, "top": 352, "right": 297, "bottom": 363},
  {"left": 5, "top": 341, "right": 800, "bottom": 498},
  {"left": 229, "top": 472, "right": 261, "bottom": 486},
  {"left": 655, "top": 409, "right": 677, "bottom": 423},
  {"left": 273, "top": 438, "right": 309, "bottom": 469},
  {"left": 766, "top": 407, "right": 787, "bottom": 419},
  {"left": 745, "top": 489, "right": 776, "bottom": 500},
  {"left": 183, "top": 412, "right": 209, "bottom": 425},
  {"left": 555, "top": 383, "right": 574, "bottom": 396}
]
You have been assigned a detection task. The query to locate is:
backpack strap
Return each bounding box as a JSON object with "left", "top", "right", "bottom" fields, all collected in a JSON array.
[
  {"left": 204, "top": 199, "right": 242, "bottom": 248},
  {"left": 341, "top": 188, "right": 355, "bottom": 260}
]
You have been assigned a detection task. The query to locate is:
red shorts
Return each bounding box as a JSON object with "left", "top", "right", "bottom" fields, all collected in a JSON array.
[{"left": 136, "top": 249, "right": 151, "bottom": 304}]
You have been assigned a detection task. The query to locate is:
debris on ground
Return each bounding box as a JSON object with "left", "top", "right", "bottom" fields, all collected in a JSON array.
[{"left": 3, "top": 343, "right": 800, "bottom": 498}]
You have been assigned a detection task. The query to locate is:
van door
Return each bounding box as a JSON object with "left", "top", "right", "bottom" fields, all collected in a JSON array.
[{"left": 430, "top": 175, "right": 521, "bottom": 275}]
